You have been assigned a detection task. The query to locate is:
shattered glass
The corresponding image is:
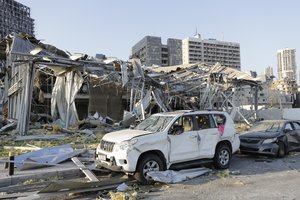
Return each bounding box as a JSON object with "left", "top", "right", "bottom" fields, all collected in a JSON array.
[{"left": 134, "top": 115, "right": 175, "bottom": 132}]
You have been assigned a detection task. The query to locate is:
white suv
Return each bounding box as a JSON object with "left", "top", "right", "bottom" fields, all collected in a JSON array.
[{"left": 96, "top": 110, "right": 240, "bottom": 184}]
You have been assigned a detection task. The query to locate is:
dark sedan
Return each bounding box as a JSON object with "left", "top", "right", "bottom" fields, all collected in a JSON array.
[{"left": 239, "top": 120, "right": 300, "bottom": 157}]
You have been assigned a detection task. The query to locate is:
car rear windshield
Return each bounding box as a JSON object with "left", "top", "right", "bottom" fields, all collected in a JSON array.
[
  {"left": 249, "top": 121, "right": 284, "bottom": 132},
  {"left": 134, "top": 115, "right": 175, "bottom": 132}
]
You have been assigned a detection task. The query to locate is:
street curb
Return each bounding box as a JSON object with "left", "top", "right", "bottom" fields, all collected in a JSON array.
[{"left": 0, "top": 168, "right": 83, "bottom": 188}]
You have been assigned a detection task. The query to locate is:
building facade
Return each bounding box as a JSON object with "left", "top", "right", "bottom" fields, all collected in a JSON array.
[
  {"left": 131, "top": 36, "right": 182, "bottom": 67},
  {"left": 271, "top": 79, "right": 298, "bottom": 95},
  {"left": 264, "top": 66, "right": 274, "bottom": 78},
  {"left": 131, "top": 34, "right": 240, "bottom": 70},
  {"left": 182, "top": 34, "right": 240, "bottom": 70},
  {"left": 277, "top": 48, "right": 297, "bottom": 81},
  {"left": 0, "top": 0, "right": 35, "bottom": 38}
]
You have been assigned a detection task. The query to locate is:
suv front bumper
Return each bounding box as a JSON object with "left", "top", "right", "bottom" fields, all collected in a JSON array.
[
  {"left": 95, "top": 148, "right": 140, "bottom": 172},
  {"left": 95, "top": 156, "right": 122, "bottom": 171}
]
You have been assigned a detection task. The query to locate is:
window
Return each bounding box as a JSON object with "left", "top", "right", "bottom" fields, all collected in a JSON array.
[
  {"left": 292, "top": 122, "right": 300, "bottom": 130},
  {"left": 195, "top": 114, "right": 215, "bottom": 130},
  {"left": 182, "top": 116, "right": 193, "bottom": 132},
  {"left": 285, "top": 123, "right": 293, "bottom": 131},
  {"left": 170, "top": 115, "right": 194, "bottom": 133},
  {"left": 213, "top": 114, "right": 226, "bottom": 126}
]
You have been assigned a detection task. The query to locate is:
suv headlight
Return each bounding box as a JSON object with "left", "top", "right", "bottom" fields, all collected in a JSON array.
[
  {"left": 262, "top": 138, "right": 277, "bottom": 144},
  {"left": 115, "top": 138, "right": 138, "bottom": 151}
]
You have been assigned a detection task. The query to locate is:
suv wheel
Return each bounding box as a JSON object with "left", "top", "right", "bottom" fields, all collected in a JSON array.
[
  {"left": 134, "top": 154, "right": 163, "bottom": 184},
  {"left": 214, "top": 144, "right": 231, "bottom": 169}
]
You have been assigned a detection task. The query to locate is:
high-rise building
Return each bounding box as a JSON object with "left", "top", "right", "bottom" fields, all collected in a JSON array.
[
  {"left": 131, "top": 34, "right": 240, "bottom": 70},
  {"left": 264, "top": 66, "right": 274, "bottom": 78},
  {"left": 131, "top": 36, "right": 182, "bottom": 67},
  {"left": 182, "top": 34, "right": 240, "bottom": 70},
  {"left": 0, "top": 0, "right": 35, "bottom": 38},
  {"left": 277, "top": 48, "right": 297, "bottom": 81}
]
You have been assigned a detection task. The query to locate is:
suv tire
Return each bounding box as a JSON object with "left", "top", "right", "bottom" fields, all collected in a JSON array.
[
  {"left": 134, "top": 154, "right": 164, "bottom": 184},
  {"left": 214, "top": 144, "right": 231, "bottom": 169}
]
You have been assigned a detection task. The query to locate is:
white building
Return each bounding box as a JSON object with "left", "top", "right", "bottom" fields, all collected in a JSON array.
[
  {"left": 277, "top": 48, "right": 297, "bottom": 81},
  {"left": 182, "top": 34, "right": 241, "bottom": 70},
  {"left": 131, "top": 34, "right": 240, "bottom": 70}
]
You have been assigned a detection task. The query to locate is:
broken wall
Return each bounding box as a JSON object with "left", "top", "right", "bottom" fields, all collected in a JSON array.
[
  {"left": 6, "top": 34, "right": 37, "bottom": 134},
  {"left": 51, "top": 70, "right": 83, "bottom": 127},
  {"left": 257, "top": 108, "right": 300, "bottom": 120},
  {"left": 88, "top": 78, "right": 123, "bottom": 121}
]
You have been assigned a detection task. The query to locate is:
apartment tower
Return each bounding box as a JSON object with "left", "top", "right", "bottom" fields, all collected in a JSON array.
[
  {"left": 0, "top": 0, "right": 35, "bottom": 38},
  {"left": 277, "top": 48, "right": 297, "bottom": 81},
  {"left": 131, "top": 34, "right": 241, "bottom": 70},
  {"left": 131, "top": 36, "right": 182, "bottom": 67},
  {"left": 182, "top": 34, "right": 240, "bottom": 70}
]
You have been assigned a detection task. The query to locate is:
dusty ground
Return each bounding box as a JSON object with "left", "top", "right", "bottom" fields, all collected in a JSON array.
[
  {"left": 2, "top": 151, "right": 300, "bottom": 200},
  {"left": 144, "top": 152, "right": 300, "bottom": 200}
]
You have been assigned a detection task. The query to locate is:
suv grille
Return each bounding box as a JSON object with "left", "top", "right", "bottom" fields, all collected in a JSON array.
[{"left": 100, "top": 140, "right": 115, "bottom": 152}]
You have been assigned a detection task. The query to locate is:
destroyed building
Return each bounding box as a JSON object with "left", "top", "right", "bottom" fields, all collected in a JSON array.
[{"left": 0, "top": 33, "right": 298, "bottom": 136}]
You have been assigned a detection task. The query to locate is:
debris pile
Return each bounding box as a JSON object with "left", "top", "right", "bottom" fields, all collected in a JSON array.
[
  {"left": 0, "top": 33, "right": 272, "bottom": 137},
  {"left": 0, "top": 33, "right": 298, "bottom": 199}
]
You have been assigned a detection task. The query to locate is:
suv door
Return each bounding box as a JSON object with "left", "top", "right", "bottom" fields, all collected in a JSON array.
[
  {"left": 168, "top": 115, "right": 200, "bottom": 163},
  {"left": 195, "top": 114, "right": 220, "bottom": 158}
]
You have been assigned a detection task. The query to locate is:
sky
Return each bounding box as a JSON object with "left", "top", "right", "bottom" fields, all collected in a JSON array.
[{"left": 18, "top": 0, "right": 300, "bottom": 75}]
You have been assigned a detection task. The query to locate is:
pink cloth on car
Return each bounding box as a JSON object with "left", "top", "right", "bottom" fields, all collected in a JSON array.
[{"left": 218, "top": 124, "right": 225, "bottom": 136}]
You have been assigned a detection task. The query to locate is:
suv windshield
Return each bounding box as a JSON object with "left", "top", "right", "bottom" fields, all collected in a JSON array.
[
  {"left": 134, "top": 115, "right": 175, "bottom": 132},
  {"left": 249, "top": 121, "right": 284, "bottom": 132}
]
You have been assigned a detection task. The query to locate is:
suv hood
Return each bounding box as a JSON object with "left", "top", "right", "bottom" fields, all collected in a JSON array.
[{"left": 102, "top": 129, "right": 153, "bottom": 143}]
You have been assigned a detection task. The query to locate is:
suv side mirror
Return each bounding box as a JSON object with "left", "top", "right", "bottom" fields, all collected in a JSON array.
[{"left": 169, "top": 125, "right": 184, "bottom": 135}]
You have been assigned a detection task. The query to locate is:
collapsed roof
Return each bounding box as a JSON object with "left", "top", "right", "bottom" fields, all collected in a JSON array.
[{"left": 0, "top": 33, "right": 261, "bottom": 135}]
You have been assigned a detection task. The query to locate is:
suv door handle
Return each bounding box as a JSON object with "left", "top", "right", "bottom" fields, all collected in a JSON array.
[{"left": 189, "top": 135, "right": 197, "bottom": 139}]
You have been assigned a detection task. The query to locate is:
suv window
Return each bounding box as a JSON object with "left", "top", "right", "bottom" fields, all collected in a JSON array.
[
  {"left": 182, "top": 115, "right": 193, "bottom": 132},
  {"left": 195, "top": 114, "right": 215, "bottom": 130},
  {"left": 170, "top": 115, "right": 194, "bottom": 134},
  {"left": 135, "top": 115, "right": 175, "bottom": 132},
  {"left": 213, "top": 114, "right": 226, "bottom": 126}
]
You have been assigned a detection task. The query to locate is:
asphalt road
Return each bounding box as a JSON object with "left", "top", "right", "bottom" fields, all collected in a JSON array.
[{"left": 144, "top": 152, "right": 300, "bottom": 200}]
